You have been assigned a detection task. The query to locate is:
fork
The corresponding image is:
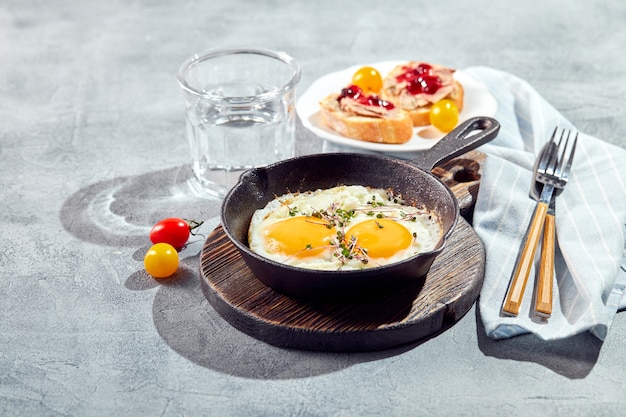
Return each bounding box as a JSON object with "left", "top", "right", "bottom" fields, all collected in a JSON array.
[
  {"left": 501, "top": 128, "right": 578, "bottom": 317},
  {"left": 534, "top": 129, "right": 578, "bottom": 317}
]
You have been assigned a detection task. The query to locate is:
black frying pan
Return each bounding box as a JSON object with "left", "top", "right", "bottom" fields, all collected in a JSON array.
[{"left": 221, "top": 117, "right": 500, "bottom": 299}]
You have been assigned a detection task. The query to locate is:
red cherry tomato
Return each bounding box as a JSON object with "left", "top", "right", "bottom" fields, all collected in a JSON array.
[{"left": 149, "top": 218, "right": 191, "bottom": 250}]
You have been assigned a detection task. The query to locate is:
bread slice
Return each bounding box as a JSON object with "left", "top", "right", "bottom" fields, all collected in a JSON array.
[
  {"left": 319, "top": 93, "right": 413, "bottom": 144},
  {"left": 381, "top": 62, "right": 464, "bottom": 127}
]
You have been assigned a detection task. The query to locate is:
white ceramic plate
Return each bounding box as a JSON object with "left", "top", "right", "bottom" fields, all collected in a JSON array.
[{"left": 296, "top": 61, "right": 497, "bottom": 153}]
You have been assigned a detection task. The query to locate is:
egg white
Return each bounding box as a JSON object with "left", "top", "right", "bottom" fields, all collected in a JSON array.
[{"left": 248, "top": 185, "right": 441, "bottom": 270}]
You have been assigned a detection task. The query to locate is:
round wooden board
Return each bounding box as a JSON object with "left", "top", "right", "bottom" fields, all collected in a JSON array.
[
  {"left": 199, "top": 150, "right": 487, "bottom": 352},
  {"left": 200, "top": 216, "right": 483, "bottom": 352}
]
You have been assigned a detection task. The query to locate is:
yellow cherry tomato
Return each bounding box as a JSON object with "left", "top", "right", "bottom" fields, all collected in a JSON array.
[
  {"left": 429, "top": 99, "right": 459, "bottom": 133},
  {"left": 351, "top": 66, "right": 383, "bottom": 93},
  {"left": 144, "top": 243, "right": 179, "bottom": 278}
]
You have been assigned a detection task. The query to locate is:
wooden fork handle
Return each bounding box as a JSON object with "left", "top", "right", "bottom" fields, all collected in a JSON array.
[
  {"left": 502, "top": 202, "right": 548, "bottom": 316},
  {"left": 535, "top": 212, "right": 555, "bottom": 317}
]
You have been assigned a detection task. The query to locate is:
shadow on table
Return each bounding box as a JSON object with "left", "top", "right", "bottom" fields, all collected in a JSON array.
[
  {"left": 59, "top": 164, "right": 221, "bottom": 248},
  {"left": 127, "top": 260, "right": 455, "bottom": 380},
  {"left": 474, "top": 307, "right": 602, "bottom": 379}
]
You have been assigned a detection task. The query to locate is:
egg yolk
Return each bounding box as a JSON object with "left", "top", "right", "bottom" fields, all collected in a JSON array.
[
  {"left": 346, "top": 219, "right": 413, "bottom": 259},
  {"left": 264, "top": 216, "right": 335, "bottom": 258}
]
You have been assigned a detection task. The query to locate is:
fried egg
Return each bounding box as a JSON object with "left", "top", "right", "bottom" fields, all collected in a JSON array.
[{"left": 248, "top": 185, "right": 442, "bottom": 271}]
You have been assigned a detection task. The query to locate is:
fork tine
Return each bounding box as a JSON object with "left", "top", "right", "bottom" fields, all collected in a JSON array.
[
  {"left": 553, "top": 130, "right": 577, "bottom": 179},
  {"left": 538, "top": 128, "right": 559, "bottom": 172},
  {"left": 551, "top": 130, "right": 570, "bottom": 177},
  {"left": 539, "top": 127, "right": 563, "bottom": 174},
  {"left": 559, "top": 132, "right": 578, "bottom": 181}
]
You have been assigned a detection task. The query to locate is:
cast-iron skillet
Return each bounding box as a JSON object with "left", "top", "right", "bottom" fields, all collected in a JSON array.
[{"left": 221, "top": 116, "right": 500, "bottom": 299}]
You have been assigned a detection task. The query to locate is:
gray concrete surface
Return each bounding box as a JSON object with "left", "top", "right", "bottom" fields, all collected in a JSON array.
[{"left": 1, "top": 0, "right": 625, "bottom": 415}]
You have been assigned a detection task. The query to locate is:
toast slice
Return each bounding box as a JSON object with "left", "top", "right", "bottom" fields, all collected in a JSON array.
[{"left": 319, "top": 86, "right": 413, "bottom": 144}]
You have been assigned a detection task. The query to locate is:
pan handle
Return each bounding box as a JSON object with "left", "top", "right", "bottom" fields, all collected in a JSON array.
[{"left": 410, "top": 117, "right": 500, "bottom": 171}]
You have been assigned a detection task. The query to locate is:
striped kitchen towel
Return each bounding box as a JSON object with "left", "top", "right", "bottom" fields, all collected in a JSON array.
[{"left": 464, "top": 66, "right": 626, "bottom": 340}]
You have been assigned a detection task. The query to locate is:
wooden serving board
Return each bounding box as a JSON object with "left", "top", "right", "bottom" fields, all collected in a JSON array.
[{"left": 199, "top": 150, "right": 487, "bottom": 352}]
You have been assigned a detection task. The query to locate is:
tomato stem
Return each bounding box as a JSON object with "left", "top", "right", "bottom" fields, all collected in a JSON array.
[{"left": 185, "top": 219, "right": 204, "bottom": 235}]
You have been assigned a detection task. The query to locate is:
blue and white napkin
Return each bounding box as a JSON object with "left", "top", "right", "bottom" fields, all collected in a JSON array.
[
  {"left": 320, "top": 66, "right": 626, "bottom": 341},
  {"left": 463, "top": 66, "right": 626, "bottom": 340}
]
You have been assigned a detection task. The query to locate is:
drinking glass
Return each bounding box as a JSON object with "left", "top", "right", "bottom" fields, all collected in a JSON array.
[{"left": 177, "top": 47, "right": 301, "bottom": 198}]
